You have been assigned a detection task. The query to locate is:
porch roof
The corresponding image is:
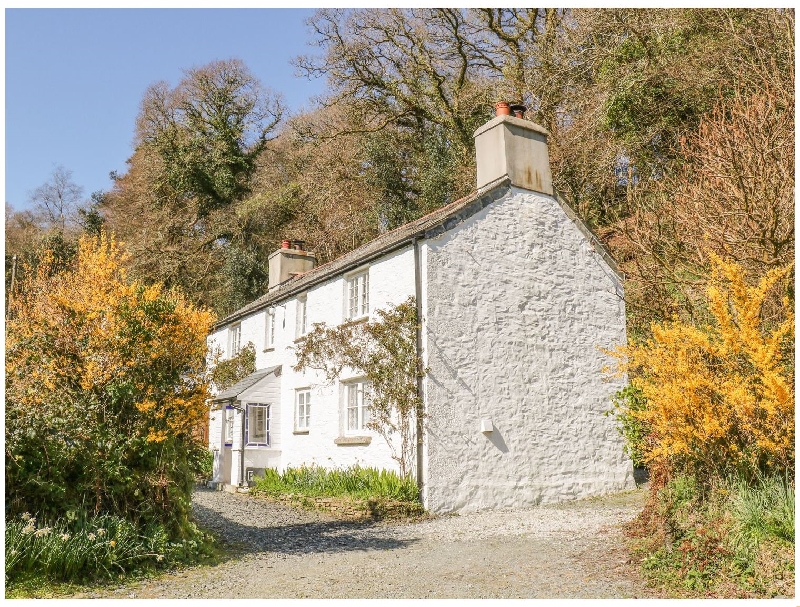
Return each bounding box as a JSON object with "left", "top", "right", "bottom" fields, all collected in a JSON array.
[{"left": 211, "top": 365, "right": 281, "bottom": 403}]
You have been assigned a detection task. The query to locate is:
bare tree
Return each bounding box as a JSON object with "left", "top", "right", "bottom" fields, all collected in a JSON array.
[{"left": 27, "top": 165, "right": 84, "bottom": 233}]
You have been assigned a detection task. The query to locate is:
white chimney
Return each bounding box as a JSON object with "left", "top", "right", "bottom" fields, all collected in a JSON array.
[
  {"left": 268, "top": 239, "right": 316, "bottom": 291},
  {"left": 473, "top": 104, "right": 553, "bottom": 195}
]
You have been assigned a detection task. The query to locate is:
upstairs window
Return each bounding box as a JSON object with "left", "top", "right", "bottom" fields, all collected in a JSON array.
[
  {"left": 265, "top": 308, "right": 276, "bottom": 349},
  {"left": 229, "top": 323, "right": 241, "bottom": 357},
  {"left": 345, "top": 270, "right": 369, "bottom": 321},
  {"left": 296, "top": 295, "right": 308, "bottom": 338},
  {"left": 246, "top": 403, "right": 270, "bottom": 446}
]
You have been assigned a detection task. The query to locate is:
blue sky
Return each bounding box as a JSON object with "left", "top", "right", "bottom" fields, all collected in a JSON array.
[{"left": 5, "top": 8, "right": 328, "bottom": 211}]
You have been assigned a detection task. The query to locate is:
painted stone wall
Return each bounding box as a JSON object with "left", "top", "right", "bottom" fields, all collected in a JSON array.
[
  {"left": 423, "top": 186, "right": 634, "bottom": 513},
  {"left": 207, "top": 246, "right": 417, "bottom": 477}
]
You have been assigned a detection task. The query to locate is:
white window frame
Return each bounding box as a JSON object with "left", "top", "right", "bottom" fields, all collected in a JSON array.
[
  {"left": 245, "top": 403, "right": 270, "bottom": 447},
  {"left": 296, "top": 295, "right": 308, "bottom": 338},
  {"left": 345, "top": 269, "right": 369, "bottom": 321},
  {"left": 229, "top": 323, "right": 242, "bottom": 357},
  {"left": 224, "top": 406, "right": 234, "bottom": 446},
  {"left": 296, "top": 389, "right": 311, "bottom": 431},
  {"left": 265, "top": 308, "right": 276, "bottom": 349},
  {"left": 343, "top": 379, "right": 371, "bottom": 434}
]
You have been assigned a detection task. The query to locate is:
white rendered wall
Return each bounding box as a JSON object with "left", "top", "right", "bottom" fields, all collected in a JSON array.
[
  {"left": 239, "top": 375, "right": 283, "bottom": 473},
  {"left": 422, "top": 187, "right": 634, "bottom": 513},
  {"left": 207, "top": 246, "right": 417, "bottom": 476}
]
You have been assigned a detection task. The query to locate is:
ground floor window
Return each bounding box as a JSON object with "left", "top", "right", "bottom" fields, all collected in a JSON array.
[
  {"left": 296, "top": 389, "right": 311, "bottom": 430},
  {"left": 344, "top": 380, "right": 371, "bottom": 433},
  {"left": 246, "top": 403, "right": 270, "bottom": 446}
]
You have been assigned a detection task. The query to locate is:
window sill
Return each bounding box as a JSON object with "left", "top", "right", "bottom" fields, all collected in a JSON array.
[
  {"left": 293, "top": 429, "right": 310, "bottom": 435},
  {"left": 263, "top": 346, "right": 275, "bottom": 352},
  {"left": 342, "top": 316, "right": 369, "bottom": 327},
  {"left": 334, "top": 435, "right": 372, "bottom": 446}
]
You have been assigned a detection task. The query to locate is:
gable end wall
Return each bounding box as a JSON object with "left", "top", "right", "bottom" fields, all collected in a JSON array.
[{"left": 423, "top": 186, "right": 634, "bottom": 513}]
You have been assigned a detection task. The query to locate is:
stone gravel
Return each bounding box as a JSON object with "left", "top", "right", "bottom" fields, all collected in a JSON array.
[{"left": 81, "top": 486, "right": 660, "bottom": 599}]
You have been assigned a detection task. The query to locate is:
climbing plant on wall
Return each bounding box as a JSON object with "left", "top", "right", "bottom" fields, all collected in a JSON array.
[
  {"left": 293, "top": 296, "right": 425, "bottom": 478},
  {"left": 210, "top": 342, "right": 257, "bottom": 391}
]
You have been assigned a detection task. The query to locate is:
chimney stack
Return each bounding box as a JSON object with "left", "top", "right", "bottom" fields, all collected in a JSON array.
[
  {"left": 474, "top": 103, "right": 553, "bottom": 195},
  {"left": 268, "top": 239, "right": 317, "bottom": 291}
]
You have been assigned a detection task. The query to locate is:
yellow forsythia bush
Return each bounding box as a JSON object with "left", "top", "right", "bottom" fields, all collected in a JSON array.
[
  {"left": 6, "top": 233, "right": 215, "bottom": 527},
  {"left": 610, "top": 254, "right": 794, "bottom": 479}
]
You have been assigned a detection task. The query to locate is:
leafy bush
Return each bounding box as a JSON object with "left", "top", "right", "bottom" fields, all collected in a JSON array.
[
  {"left": 192, "top": 448, "right": 215, "bottom": 481},
  {"left": 5, "top": 234, "right": 216, "bottom": 581},
  {"left": 608, "top": 254, "right": 794, "bottom": 482},
  {"left": 294, "top": 297, "right": 425, "bottom": 476},
  {"left": 612, "top": 255, "right": 795, "bottom": 596},
  {"left": 252, "top": 465, "right": 419, "bottom": 503}
]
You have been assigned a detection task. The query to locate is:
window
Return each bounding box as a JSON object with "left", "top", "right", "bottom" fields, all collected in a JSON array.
[
  {"left": 229, "top": 323, "right": 241, "bottom": 356},
  {"left": 296, "top": 389, "right": 311, "bottom": 430},
  {"left": 296, "top": 295, "right": 308, "bottom": 338},
  {"left": 344, "top": 380, "right": 371, "bottom": 433},
  {"left": 345, "top": 270, "right": 369, "bottom": 320},
  {"left": 246, "top": 403, "right": 270, "bottom": 446},
  {"left": 265, "top": 308, "right": 276, "bottom": 349},
  {"left": 224, "top": 406, "right": 235, "bottom": 446}
]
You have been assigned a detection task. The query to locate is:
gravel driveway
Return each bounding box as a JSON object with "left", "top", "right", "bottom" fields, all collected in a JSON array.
[{"left": 84, "top": 486, "right": 659, "bottom": 599}]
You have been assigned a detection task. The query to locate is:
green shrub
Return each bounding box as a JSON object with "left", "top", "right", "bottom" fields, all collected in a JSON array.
[
  {"left": 252, "top": 465, "right": 419, "bottom": 503},
  {"left": 192, "top": 448, "right": 214, "bottom": 480},
  {"left": 606, "top": 384, "right": 649, "bottom": 468}
]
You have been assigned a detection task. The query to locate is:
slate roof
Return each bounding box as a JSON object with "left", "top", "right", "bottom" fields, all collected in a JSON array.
[
  {"left": 211, "top": 175, "right": 622, "bottom": 332},
  {"left": 212, "top": 175, "right": 512, "bottom": 331},
  {"left": 211, "top": 365, "right": 281, "bottom": 403}
]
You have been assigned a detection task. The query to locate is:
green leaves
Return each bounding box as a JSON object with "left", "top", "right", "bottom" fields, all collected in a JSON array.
[{"left": 137, "top": 59, "right": 284, "bottom": 219}]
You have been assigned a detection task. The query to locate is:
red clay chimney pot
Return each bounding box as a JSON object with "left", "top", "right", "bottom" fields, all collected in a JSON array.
[{"left": 494, "top": 101, "right": 511, "bottom": 116}]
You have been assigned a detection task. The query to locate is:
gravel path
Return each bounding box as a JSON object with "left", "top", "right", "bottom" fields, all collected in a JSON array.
[{"left": 82, "top": 487, "right": 659, "bottom": 599}]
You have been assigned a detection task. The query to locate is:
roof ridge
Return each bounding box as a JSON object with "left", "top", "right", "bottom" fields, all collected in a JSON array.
[{"left": 212, "top": 176, "right": 511, "bottom": 330}]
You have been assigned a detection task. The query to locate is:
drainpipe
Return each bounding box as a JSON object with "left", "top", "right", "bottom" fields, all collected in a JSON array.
[{"left": 412, "top": 237, "right": 425, "bottom": 499}]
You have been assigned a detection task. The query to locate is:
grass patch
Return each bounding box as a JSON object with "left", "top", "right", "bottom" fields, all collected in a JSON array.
[
  {"left": 252, "top": 464, "right": 420, "bottom": 502},
  {"left": 627, "top": 472, "right": 794, "bottom": 597},
  {"left": 5, "top": 512, "right": 218, "bottom": 592},
  {"left": 250, "top": 465, "right": 425, "bottom": 519}
]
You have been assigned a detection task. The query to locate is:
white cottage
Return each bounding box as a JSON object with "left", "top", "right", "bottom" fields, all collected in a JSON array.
[{"left": 207, "top": 110, "right": 635, "bottom": 513}]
